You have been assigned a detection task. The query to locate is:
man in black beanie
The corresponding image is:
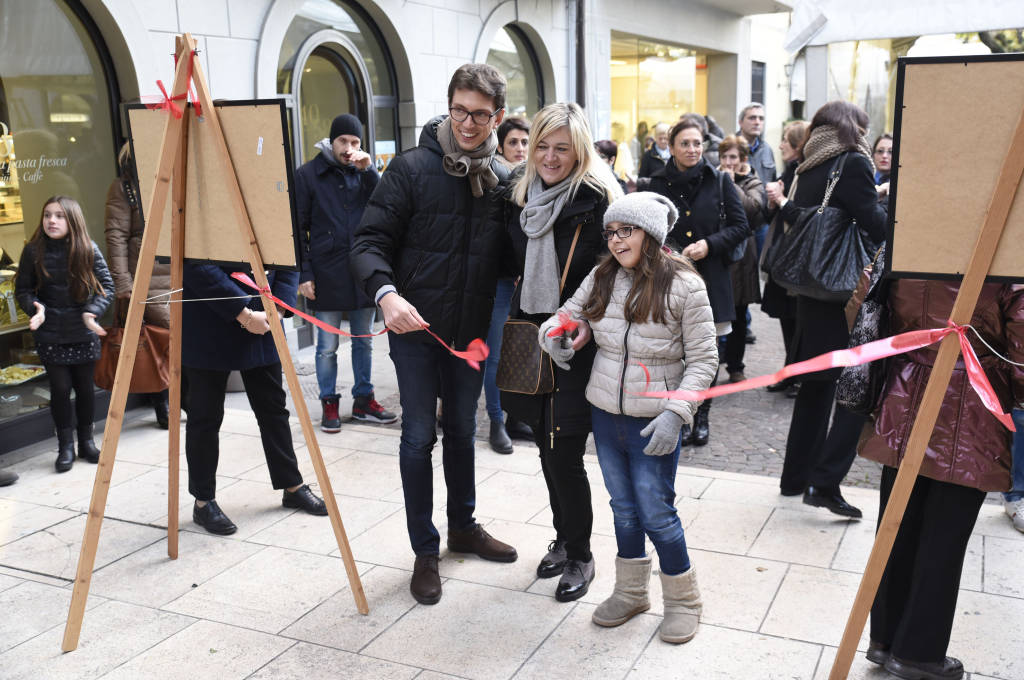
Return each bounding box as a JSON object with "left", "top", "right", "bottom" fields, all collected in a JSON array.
[{"left": 295, "top": 113, "right": 397, "bottom": 433}]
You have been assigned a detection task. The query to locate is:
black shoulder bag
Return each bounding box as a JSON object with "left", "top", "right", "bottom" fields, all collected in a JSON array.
[{"left": 769, "top": 153, "right": 876, "bottom": 302}]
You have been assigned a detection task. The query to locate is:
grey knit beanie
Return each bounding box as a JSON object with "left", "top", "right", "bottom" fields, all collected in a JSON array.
[{"left": 603, "top": 192, "right": 679, "bottom": 245}]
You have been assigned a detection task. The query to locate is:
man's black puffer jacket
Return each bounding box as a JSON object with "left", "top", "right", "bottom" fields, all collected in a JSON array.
[{"left": 350, "top": 116, "right": 511, "bottom": 348}]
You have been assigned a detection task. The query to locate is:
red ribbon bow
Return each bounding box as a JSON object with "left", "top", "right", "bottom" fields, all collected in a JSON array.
[
  {"left": 546, "top": 312, "right": 580, "bottom": 338},
  {"left": 144, "top": 50, "right": 202, "bottom": 119},
  {"left": 229, "top": 273, "right": 489, "bottom": 370},
  {"left": 631, "top": 322, "right": 1015, "bottom": 432}
]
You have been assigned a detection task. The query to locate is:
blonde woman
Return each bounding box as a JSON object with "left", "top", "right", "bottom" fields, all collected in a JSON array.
[{"left": 501, "top": 102, "right": 622, "bottom": 602}]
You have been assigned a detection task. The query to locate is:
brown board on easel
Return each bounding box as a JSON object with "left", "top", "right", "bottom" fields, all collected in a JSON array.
[
  {"left": 127, "top": 100, "right": 300, "bottom": 269},
  {"left": 887, "top": 54, "right": 1024, "bottom": 281}
]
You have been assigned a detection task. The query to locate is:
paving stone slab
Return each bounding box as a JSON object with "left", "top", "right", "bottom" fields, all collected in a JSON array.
[
  {"left": 949, "top": 588, "right": 1024, "bottom": 680},
  {"left": 0, "top": 497, "right": 80, "bottom": 547},
  {"left": 760, "top": 564, "right": 870, "bottom": 650},
  {"left": 248, "top": 493, "right": 402, "bottom": 554},
  {"left": 249, "top": 640, "right": 421, "bottom": 679},
  {"left": 0, "top": 580, "right": 106, "bottom": 653},
  {"left": 748, "top": 508, "right": 851, "bottom": 568},
  {"left": 101, "top": 619, "right": 293, "bottom": 680}
]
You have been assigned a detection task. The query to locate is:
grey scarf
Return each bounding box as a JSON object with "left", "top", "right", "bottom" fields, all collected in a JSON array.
[
  {"left": 436, "top": 117, "right": 499, "bottom": 198},
  {"left": 519, "top": 175, "right": 574, "bottom": 314}
]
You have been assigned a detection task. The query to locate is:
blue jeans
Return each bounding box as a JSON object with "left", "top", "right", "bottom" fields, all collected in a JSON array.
[
  {"left": 483, "top": 277, "right": 515, "bottom": 421},
  {"left": 389, "top": 331, "right": 484, "bottom": 555},
  {"left": 1004, "top": 409, "right": 1024, "bottom": 503},
  {"left": 591, "top": 407, "right": 690, "bottom": 575},
  {"left": 314, "top": 308, "right": 376, "bottom": 400}
]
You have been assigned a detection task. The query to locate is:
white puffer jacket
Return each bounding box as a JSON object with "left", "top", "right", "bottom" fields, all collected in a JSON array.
[{"left": 539, "top": 264, "right": 718, "bottom": 424}]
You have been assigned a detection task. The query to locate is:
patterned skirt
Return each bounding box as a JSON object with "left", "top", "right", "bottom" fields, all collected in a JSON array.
[{"left": 36, "top": 336, "right": 101, "bottom": 366}]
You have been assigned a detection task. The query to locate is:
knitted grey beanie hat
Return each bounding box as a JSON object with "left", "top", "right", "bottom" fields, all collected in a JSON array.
[{"left": 602, "top": 192, "right": 679, "bottom": 245}]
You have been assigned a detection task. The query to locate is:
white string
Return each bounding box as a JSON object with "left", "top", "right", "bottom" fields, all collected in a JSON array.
[
  {"left": 964, "top": 324, "right": 1024, "bottom": 367},
  {"left": 140, "top": 288, "right": 253, "bottom": 305}
]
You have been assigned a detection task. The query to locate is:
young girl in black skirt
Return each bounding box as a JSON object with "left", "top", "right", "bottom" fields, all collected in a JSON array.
[{"left": 16, "top": 196, "right": 114, "bottom": 472}]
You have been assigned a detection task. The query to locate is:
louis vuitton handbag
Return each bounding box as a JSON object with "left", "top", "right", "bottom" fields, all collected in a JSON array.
[{"left": 496, "top": 222, "right": 583, "bottom": 395}]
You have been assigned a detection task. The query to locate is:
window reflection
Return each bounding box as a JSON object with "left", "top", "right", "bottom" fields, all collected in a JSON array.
[{"left": 486, "top": 25, "right": 543, "bottom": 117}]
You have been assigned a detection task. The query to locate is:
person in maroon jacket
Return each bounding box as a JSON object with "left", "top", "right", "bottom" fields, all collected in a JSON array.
[{"left": 859, "top": 279, "right": 1024, "bottom": 680}]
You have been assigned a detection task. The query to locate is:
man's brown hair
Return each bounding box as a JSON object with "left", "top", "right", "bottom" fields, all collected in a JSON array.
[{"left": 447, "top": 63, "right": 507, "bottom": 111}]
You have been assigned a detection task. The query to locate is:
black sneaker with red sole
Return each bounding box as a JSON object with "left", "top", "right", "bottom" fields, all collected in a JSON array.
[{"left": 352, "top": 394, "right": 398, "bottom": 424}]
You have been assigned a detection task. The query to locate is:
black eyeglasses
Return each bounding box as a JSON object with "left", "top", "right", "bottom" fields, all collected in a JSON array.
[
  {"left": 449, "top": 106, "right": 501, "bottom": 126},
  {"left": 601, "top": 226, "right": 637, "bottom": 240}
]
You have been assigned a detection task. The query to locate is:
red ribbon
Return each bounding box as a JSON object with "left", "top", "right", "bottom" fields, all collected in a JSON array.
[
  {"left": 546, "top": 311, "right": 580, "bottom": 338},
  {"left": 629, "top": 323, "right": 1015, "bottom": 432},
  {"left": 230, "top": 273, "right": 489, "bottom": 370},
  {"left": 144, "top": 50, "right": 201, "bottom": 119}
]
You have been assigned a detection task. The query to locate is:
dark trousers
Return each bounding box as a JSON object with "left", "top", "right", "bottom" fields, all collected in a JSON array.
[
  {"left": 536, "top": 432, "right": 592, "bottom": 562},
  {"left": 46, "top": 361, "right": 96, "bottom": 432},
  {"left": 781, "top": 379, "right": 865, "bottom": 492},
  {"left": 779, "top": 316, "right": 797, "bottom": 366},
  {"left": 389, "top": 332, "right": 482, "bottom": 556},
  {"left": 871, "top": 466, "right": 985, "bottom": 662},
  {"left": 724, "top": 304, "right": 749, "bottom": 373},
  {"left": 184, "top": 362, "right": 303, "bottom": 501}
]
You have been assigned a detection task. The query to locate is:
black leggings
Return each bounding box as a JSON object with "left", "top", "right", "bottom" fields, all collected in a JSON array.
[{"left": 46, "top": 361, "right": 96, "bottom": 431}]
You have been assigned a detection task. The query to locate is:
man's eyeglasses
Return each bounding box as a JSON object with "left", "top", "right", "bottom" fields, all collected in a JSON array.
[
  {"left": 449, "top": 106, "right": 501, "bottom": 126},
  {"left": 601, "top": 225, "right": 637, "bottom": 240}
]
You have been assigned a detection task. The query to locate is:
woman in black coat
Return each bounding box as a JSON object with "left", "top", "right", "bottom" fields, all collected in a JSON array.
[
  {"left": 501, "top": 102, "right": 622, "bottom": 604},
  {"left": 767, "top": 101, "right": 887, "bottom": 517},
  {"left": 648, "top": 117, "right": 751, "bottom": 446}
]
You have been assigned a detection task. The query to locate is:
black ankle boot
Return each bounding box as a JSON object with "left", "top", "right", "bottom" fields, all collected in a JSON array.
[
  {"left": 489, "top": 418, "right": 513, "bottom": 454},
  {"left": 680, "top": 423, "right": 693, "bottom": 446},
  {"left": 55, "top": 428, "right": 75, "bottom": 472},
  {"left": 692, "top": 408, "right": 709, "bottom": 446},
  {"left": 77, "top": 424, "right": 101, "bottom": 463}
]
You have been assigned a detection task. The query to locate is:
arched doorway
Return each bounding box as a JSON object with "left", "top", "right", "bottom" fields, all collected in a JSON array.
[
  {"left": 277, "top": 0, "right": 399, "bottom": 170},
  {"left": 486, "top": 24, "right": 546, "bottom": 117}
]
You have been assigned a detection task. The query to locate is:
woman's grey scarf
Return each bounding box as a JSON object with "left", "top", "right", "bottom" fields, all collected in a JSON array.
[
  {"left": 519, "top": 175, "right": 574, "bottom": 314},
  {"left": 436, "top": 117, "right": 499, "bottom": 198}
]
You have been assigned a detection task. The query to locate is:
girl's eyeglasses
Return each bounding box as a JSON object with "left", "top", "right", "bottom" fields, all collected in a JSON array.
[{"left": 601, "top": 226, "right": 636, "bottom": 240}]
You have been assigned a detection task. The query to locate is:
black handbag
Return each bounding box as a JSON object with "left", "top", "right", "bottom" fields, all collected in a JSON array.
[
  {"left": 836, "top": 243, "right": 891, "bottom": 416},
  {"left": 769, "top": 153, "right": 876, "bottom": 302},
  {"left": 496, "top": 222, "right": 583, "bottom": 395}
]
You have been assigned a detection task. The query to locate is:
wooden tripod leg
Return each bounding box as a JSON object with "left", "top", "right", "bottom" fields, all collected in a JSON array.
[
  {"left": 62, "top": 34, "right": 197, "bottom": 653},
  {"left": 187, "top": 54, "right": 369, "bottom": 613},
  {"left": 829, "top": 102, "right": 1024, "bottom": 678},
  {"left": 167, "top": 60, "right": 190, "bottom": 559}
]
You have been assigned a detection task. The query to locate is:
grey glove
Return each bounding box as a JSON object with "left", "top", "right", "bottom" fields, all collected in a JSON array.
[
  {"left": 640, "top": 411, "right": 685, "bottom": 456},
  {"left": 539, "top": 329, "right": 574, "bottom": 371}
]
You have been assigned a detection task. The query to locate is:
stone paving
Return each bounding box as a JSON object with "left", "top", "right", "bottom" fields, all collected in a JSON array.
[{"left": 1, "top": 307, "right": 1022, "bottom": 679}]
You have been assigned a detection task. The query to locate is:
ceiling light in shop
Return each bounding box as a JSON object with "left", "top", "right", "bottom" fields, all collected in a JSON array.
[{"left": 49, "top": 113, "right": 89, "bottom": 123}]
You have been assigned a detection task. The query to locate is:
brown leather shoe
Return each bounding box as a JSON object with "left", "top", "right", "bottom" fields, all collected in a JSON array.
[
  {"left": 411, "top": 554, "right": 442, "bottom": 604},
  {"left": 447, "top": 524, "right": 518, "bottom": 562}
]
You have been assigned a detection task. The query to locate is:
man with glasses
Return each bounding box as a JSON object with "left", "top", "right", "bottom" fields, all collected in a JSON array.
[{"left": 351, "top": 63, "right": 516, "bottom": 605}]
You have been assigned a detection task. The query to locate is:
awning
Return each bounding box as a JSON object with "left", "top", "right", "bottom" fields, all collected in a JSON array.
[{"left": 785, "top": 0, "right": 1024, "bottom": 52}]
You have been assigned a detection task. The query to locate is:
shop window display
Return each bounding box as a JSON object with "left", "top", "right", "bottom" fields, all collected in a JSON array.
[{"left": 0, "top": 0, "right": 118, "bottom": 424}]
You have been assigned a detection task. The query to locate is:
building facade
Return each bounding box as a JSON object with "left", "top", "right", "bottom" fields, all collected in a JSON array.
[{"left": 0, "top": 0, "right": 791, "bottom": 448}]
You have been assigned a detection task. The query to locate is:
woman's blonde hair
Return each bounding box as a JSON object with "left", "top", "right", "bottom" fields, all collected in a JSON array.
[{"left": 512, "top": 102, "right": 622, "bottom": 207}]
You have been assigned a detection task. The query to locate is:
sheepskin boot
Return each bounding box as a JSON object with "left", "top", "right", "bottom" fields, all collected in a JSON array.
[
  {"left": 659, "top": 567, "right": 703, "bottom": 643},
  {"left": 592, "top": 555, "right": 652, "bottom": 627}
]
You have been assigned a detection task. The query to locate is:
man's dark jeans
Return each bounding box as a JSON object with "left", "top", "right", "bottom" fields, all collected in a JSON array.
[{"left": 389, "top": 331, "right": 484, "bottom": 555}]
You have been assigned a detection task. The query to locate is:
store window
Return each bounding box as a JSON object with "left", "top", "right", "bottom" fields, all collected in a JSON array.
[
  {"left": 486, "top": 25, "right": 544, "bottom": 117},
  {"left": 610, "top": 32, "right": 705, "bottom": 177},
  {"left": 0, "top": 0, "right": 118, "bottom": 425},
  {"left": 278, "top": 0, "right": 399, "bottom": 169}
]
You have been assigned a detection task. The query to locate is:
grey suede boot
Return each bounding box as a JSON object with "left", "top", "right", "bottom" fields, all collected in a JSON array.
[
  {"left": 592, "top": 555, "right": 652, "bottom": 627},
  {"left": 659, "top": 567, "right": 702, "bottom": 643}
]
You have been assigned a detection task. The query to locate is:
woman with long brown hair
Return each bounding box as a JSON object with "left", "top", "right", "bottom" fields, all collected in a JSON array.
[
  {"left": 767, "top": 101, "right": 887, "bottom": 517},
  {"left": 15, "top": 196, "right": 114, "bottom": 472},
  {"left": 539, "top": 191, "right": 718, "bottom": 643}
]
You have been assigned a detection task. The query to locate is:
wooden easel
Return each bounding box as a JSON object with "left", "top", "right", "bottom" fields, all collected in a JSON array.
[
  {"left": 61, "top": 34, "right": 368, "bottom": 653},
  {"left": 828, "top": 101, "right": 1024, "bottom": 677}
]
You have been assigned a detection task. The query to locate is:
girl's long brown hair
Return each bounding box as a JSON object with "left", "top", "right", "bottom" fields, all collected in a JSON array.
[
  {"left": 581, "top": 233, "right": 698, "bottom": 325},
  {"left": 28, "top": 195, "right": 104, "bottom": 303}
]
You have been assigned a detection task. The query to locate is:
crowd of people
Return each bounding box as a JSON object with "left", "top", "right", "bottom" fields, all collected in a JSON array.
[{"left": 3, "top": 60, "right": 1022, "bottom": 679}]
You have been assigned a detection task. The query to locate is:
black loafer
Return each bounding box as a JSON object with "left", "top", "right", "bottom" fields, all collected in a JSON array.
[
  {"left": 803, "top": 485, "right": 862, "bottom": 519},
  {"left": 537, "top": 539, "right": 567, "bottom": 578},
  {"left": 283, "top": 484, "right": 328, "bottom": 516},
  {"left": 555, "top": 557, "right": 595, "bottom": 602},
  {"left": 884, "top": 655, "right": 964, "bottom": 680},
  {"left": 193, "top": 500, "right": 237, "bottom": 535},
  {"left": 866, "top": 640, "right": 891, "bottom": 665}
]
